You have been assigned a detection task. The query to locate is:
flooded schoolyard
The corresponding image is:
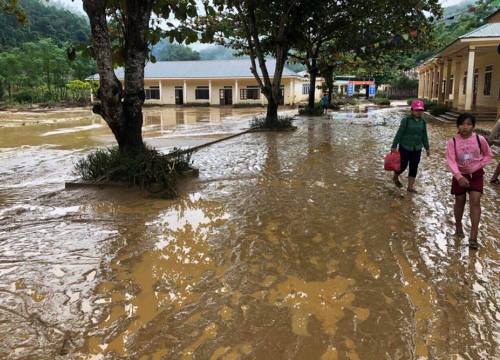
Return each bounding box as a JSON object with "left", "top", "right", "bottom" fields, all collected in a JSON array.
[{"left": 0, "top": 105, "right": 498, "bottom": 359}]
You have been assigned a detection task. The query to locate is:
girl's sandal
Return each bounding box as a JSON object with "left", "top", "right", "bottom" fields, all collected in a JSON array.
[
  {"left": 468, "top": 238, "right": 479, "bottom": 250},
  {"left": 407, "top": 188, "right": 419, "bottom": 194}
]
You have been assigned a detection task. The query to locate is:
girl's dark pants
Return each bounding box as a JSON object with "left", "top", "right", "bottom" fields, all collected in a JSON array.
[{"left": 397, "top": 146, "right": 421, "bottom": 177}]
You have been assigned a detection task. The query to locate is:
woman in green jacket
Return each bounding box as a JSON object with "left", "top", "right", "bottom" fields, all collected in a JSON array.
[{"left": 391, "top": 100, "right": 430, "bottom": 193}]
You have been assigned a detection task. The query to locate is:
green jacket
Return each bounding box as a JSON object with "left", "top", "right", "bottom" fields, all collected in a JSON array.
[{"left": 391, "top": 115, "right": 429, "bottom": 151}]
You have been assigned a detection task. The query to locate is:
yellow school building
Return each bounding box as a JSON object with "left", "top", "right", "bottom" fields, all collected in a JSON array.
[
  {"left": 417, "top": 9, "right": 500, "bottom": 121},
  {"left": 88, "top": 59, "right": 318, "bottom": 106}
]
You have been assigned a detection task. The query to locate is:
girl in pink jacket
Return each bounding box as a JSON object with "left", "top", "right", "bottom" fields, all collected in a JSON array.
[{"left": 446, "top": 113, "right": 492, "bottom": 249}]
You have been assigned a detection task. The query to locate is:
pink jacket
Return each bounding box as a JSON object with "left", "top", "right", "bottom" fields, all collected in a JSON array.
[{"left": 446, "top": 133, "right": 492, "bottom": 180}]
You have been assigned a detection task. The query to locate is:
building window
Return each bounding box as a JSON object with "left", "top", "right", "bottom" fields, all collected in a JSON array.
[
  {"left": 483, "top": 65, "right": 492, "bottom": 96},
  {"left": 195, "top": 86, "right": 209, "bottom": 100},
  {"left": 463, "top": 71, "right": 467, "bottom": 95},
  {"left": 302, "top": 84, "right": 310, "bottom": 95},
  {"left": 145, "top": 86, "right": 160, "bottom": 100},
  {"left": 441, "top": 80, "right": 446, "bottom": 94},
  {"left": 240, "top": 86, "right": 260, "bottom": 100}
]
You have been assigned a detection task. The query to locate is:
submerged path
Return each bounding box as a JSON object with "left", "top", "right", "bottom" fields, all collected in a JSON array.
[{"left": 0, "top": 106, "right": 498, "bottom": 359}]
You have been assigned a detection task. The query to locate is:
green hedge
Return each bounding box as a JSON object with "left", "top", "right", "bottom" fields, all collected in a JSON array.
[
  {"left": 298, "top": 103, "right": 324, "bottom": 116},
  {"left": 371, "top": 97, "right": 391, "bottom": 106},
  {"left": 430, "top": 104, "right": 449, "bottom": 116}
]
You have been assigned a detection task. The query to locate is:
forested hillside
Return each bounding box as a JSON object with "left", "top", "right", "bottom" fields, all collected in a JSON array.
[{"left": 0, "top": 0, "right": 89, "bottom": 51}]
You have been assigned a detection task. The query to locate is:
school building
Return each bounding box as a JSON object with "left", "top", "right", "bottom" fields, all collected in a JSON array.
[
  {"left": 88, "top": 59, "right": 319, "bottom": 106},
  {"left": 417, "top": 9, "right": 500, "bottom": 121}
]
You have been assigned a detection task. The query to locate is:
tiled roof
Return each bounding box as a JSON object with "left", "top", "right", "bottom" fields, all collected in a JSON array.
[{"left": 87, "top": 59, "right": 299, "bottom": 80}]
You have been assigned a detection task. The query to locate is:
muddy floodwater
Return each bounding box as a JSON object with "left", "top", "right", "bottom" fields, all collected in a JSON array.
[{"left": 0, "top": 105, "right": 498, "bottom": 359}]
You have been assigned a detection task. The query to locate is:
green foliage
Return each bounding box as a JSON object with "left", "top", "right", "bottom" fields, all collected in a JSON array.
[
  {"left": 299, "top": 103, "right": 324, "bottom": 116},
  {"left": 13, "top": 89, "right": 34, "bottom": 103},
  {"left": 152, "top": 39, "right": 200, "bottom": 61},
  {"left": 332, "top": 97, "right": 358, "bottom": 107},
  {"left": 250, "top": 115, "right": 295, "bottom": 130},
  {"left": 75, "top": 146, "right": 194, "bottom": 198},
  {"left": 390, "top": 76, "right": 419, "bottom": 90},
  {"left": 371, "top": 97, "right": 391, "bottom": 106},
  {"left": 432, "top": 0, "right": 499, "bottom": 50},
  {"left": 0, "top": 0, "right": 90, "bottom": 51},
  {"left": 0, "top": 38, "right": 96, "bottom": 104},
  {"left": 430, "top": 104, "right": 450, "bottom": 116},
  {"left": 66, "top": 79, "right": 92, "bottom": 102},
  {"left": 199, "top": 45, "right": 239, "bottom": 60}
]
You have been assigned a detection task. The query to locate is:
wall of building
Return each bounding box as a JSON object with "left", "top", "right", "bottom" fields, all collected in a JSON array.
[
  {"left": 142, "top": 77, "right": 306, "bottom": 106},
  {"left": 419, "top": 48, "right": 500, "bottom": 112}
]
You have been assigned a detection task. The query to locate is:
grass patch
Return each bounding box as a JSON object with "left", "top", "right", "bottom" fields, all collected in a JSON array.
[
  {"left": 250, "top": 115, "right": 296, "bottom": 130},
  {"left": 74, "top": 146, "right": 195, "bottom": 198}
]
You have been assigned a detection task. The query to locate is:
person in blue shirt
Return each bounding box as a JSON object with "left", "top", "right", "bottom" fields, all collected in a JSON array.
[{"left": 320, "top": 93, "right": 329, "bottom": 115}]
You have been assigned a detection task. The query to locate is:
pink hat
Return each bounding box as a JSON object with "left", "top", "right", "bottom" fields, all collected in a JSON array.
[{"left": 411, "top": 99, "right": 425, "bottom": 111}]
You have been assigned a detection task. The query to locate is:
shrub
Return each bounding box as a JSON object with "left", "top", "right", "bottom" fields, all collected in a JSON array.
[
  {"left": 13, "top": 90, "right": 34, "bottom": 103},
  {"left": 250, "top": 115, "right": 295, "bottom": 130},
  {"left": 75, "top": 146, "right": 194, "bottom": 198},
  {"left": 371, "top": 97, "right": 391, "bottom": 106},
  {"left": 430, "top": 104, "right": 449, "bottom": 116},
  {"left": 332, "top": 97, "right": 357, "bottom": 107},
  {"left": 298, "top": 103, "right": 324, "bottom": 116}
]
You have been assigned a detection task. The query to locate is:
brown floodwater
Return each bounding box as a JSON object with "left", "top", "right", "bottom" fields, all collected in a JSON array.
[{"left": 0, "top": 106, "right": 498, "bottom": 359}]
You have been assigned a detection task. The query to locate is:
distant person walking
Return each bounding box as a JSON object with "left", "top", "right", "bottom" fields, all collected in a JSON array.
[
  {"left": 490, "top": 162, "right": 499, "bottom": 184},
  {"left": 446, "top": 113, "right": 492, "bottom": 249},
  {"left": 391, "top": 99, "right": 430, "bottom": 193},
  {"left": 321, "top": 93, "right": 329, "bottom": 115}
]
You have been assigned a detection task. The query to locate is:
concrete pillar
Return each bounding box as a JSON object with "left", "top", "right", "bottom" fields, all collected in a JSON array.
[
  {"left": 423, "top": 71, "right": 428, "bottom": 98},
  {"left": 431, "top": 65, "right": 437, "bottom": 99},
  {"left": 289, "top": 79, "right": 294, "bottom": 105},
  {"left": 208, "top": 80, "right": 212, "bottom": 105},
  {"left": 90, "top": 87, "right": 93, "bottom": 103},
  {"left": 452, "top": 60, "right": 461, "bottom": 108},
  {"left": 426, "top": 69, "right": 431, "bottom": 98},
  {"left": 464, "top": 46, "right": 476, "bottom": 111},
  {"left": 183, "top": 80, "right": 187, "bottom": 104},
  {"left": 438, "top": 61, "right": 445, "bottom": 104},
  {"left": 445, "top": 58, "right": 453, "bottom": 102},
  {"left": 159, "top": 80, "right": 162, "bottom": 103},
  {"left": 234, "top": 79, "right": 239, "bottom": 105}
]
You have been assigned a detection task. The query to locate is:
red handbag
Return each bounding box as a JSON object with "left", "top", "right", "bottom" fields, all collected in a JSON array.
[{"left": 384, "top": 151, "right": 401, "bottom": 172}]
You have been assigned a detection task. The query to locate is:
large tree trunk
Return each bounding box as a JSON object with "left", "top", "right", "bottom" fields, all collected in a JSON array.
[
  {"left": 83, "top": 0, "right": 150, "bottom": 154},
  {"left": 265, "top": 98, "right": 279, "bottom": 125},
  {"left": 308, "top": 57, "right": 318, "bottom": 109}
]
